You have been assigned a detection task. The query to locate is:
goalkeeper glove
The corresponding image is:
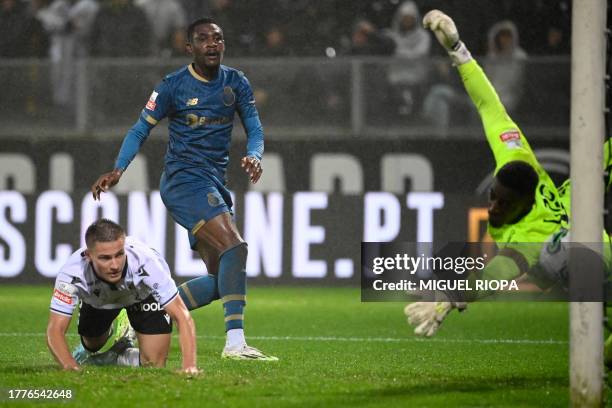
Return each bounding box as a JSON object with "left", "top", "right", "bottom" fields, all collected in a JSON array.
[
  {"left": 422, "top": 9, "right": 472, "bottom": 66},
  {"left": 404, "top": 301, "right": 467, "bottom": 337}
]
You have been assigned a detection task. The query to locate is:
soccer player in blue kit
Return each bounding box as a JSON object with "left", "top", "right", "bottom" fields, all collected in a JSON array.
[{"left": 91, "top": 17, "right": 277, "bottom": 360}]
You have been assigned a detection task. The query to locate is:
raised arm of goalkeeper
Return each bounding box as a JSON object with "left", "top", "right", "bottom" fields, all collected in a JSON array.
[{"left": 424, "top": 10, "right": 539, "bottom": 172}]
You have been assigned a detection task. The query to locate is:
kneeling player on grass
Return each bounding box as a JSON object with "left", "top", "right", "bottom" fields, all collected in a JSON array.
[
  {"left": 46, "top": 219, "right": 200, "bottom": 374},
  {"left": 405, "top": 10, "right": 611, "bottom": 337}
]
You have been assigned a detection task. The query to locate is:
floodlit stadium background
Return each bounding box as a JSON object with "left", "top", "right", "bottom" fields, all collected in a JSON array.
[
  {"left": 0, "top": 0, "right": 577, "bottom": 283},
  {"left": 0, "top": 1, "right": 602, "bottom": 407}
]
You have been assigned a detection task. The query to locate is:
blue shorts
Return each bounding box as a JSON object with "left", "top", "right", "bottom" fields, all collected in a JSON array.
[{"left": 160, "top": 166, "right": 233, "bottom": 249}]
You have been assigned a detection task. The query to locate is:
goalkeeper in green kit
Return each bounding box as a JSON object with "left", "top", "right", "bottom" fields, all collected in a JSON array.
[{"left": 405, "top": 10, "right": 612, "bottom": 338}]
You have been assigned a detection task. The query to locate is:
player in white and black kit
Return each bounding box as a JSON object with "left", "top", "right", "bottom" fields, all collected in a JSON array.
[{"left": 46, "top": 219, "right": 200, "bottom": 374}]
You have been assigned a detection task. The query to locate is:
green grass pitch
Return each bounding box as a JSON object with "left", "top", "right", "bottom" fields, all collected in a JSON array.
[{"left": 0, "top": 285, "right": 576, "bottom": 407}]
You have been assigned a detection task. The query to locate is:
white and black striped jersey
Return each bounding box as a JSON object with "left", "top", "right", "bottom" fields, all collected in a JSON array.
[{"left": 50, "top": 236, "right": 178, "bottom": 316}]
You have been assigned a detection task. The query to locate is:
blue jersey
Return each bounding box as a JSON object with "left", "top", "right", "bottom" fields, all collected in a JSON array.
[{"left": 115, "top": 63, "right": 264, "bottom": 177}]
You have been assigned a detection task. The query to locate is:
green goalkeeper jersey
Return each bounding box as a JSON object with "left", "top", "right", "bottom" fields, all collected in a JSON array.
[{"left": 458, "top": 59, "right": 570, "bottom": 270}]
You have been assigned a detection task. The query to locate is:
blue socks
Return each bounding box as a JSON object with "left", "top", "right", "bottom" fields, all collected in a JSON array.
[
  {"left": 178, "top": 243, "right": 247, "bottom": 332},
  {"left": 178, "top": 274, "right": 220, "bottom": 310},
  {"left": 218, "top": 243, "right": 248, "bottom": 331}
]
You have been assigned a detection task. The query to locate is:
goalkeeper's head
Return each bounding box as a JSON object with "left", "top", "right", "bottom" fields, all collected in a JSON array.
[{"left": 488, "top": 161, "right": 538, "bottom": 228}]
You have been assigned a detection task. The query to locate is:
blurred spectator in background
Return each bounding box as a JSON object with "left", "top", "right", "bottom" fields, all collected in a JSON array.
[
  {"left": 179, "top": 0, "right": 208, "bottom": 17},
  {"left": 208, "top": 0, "right": 254, "bottom": 55},
  {"left": 33, "top": 0, "right": 98, "bottom": 108},
  {"left": 0, "top": 0, "right": 48, "bottom": 57},
  {"left": 0, "top": 0, "right": 49, "bottom": 119},
  {"left": 136, "top": 0, "right": 186, "bottom": 57},
  {"left": 90, "top": 0, "right": 151, "bottom": 57},
  {"left": 483, "top": 20, "right": 527, "bottom": 112},
  {"left": 538, "top": 26, "right": 569, "bottom": 55},
  {"left": 259, "top": 26, "right": 291, "bottom": 57},
  {"left": 34, "top": 0, "right": 73, "bottom": 106},
  {"left": 385, "top": 0, "right": 431, "bottom": 116},
  {"left": 69, "top": 0, "right": 99, "bottom": 57},
  {"left": 385, "top": 1, "right": 430, "bottom": 60},
  {"left": 345, "top": 18, "right": 395, "bottom": 56},
  {"left": 422, "top": 61, "right": 476, "bottom": 136}
]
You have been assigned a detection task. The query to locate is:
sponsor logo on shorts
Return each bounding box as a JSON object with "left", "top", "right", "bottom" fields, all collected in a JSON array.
[{"left": 53, "top": 289, "right": 72, "bottom": 304}]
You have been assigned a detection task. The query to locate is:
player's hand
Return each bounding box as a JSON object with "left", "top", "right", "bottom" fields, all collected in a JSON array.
[
  {"left": 62, "top": 363, "right": 81, "bottom": 371},
  {"left": 404, "top": 301, "right": 465, "bottom": 337},
  {"left": 423, "top": 10, "right": 459, "bottom": 50},
  {"left": 178, "top": 366, "right": 203, "bottom": 377},
  {"left": 91, "top": 169, "right": 122, "bottom": 200},
  {"left": 241, "top": 156, "right": 263, "bottom": 184}
]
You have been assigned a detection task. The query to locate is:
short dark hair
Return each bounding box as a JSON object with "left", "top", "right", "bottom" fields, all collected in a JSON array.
[
  {"left": 496, "top": 161, "right": 539, "bottom": 197},
  {"left": 85, "top": 219, "right": 125, "bottom": 249},
  {"left": 187, "top": 17, "right": 220, "bottom": 42}
]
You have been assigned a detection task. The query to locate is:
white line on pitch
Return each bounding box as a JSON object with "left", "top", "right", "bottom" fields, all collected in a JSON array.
[{"left": 0, "top": 332, "right": 567, "bottom": 345}]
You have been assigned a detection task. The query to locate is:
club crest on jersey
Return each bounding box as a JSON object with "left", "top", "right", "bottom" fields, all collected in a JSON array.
[
  {"left": 222, "top": 86, "right": 235, "bottom": 106},
  {"left": 208, "top": 192, "right": 222, "bottom": 207},
  {"left": 145, "top": 91, "right": 158, "bottom": 110},
  {"left": 186, "top": 98, "right": 198, "bottom": 106}
]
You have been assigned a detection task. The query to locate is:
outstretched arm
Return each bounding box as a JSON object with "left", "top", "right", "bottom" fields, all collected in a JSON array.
[
  {"left": 91, "top": 81, "right": 171, "bottom": 200},
  {"left": 423, "top": 10, "right": 537, "bottom": 171}
]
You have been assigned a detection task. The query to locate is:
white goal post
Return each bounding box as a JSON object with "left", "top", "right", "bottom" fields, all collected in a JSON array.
[{"left": 570, "top": 0, "right": 607, "bottom": 406}]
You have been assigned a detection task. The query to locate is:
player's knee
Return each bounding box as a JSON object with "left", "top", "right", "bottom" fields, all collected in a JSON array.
[
  {"left": 197, "top": 213, "right": 244, "bottom": 252},
  {"left": 81, "top": 335, "right": 108, "bottom": 352},
  {"left": 213, "top": 224, "right": 243, "bottom": 250},
  {"left": 139, "top": 350, "right": 167, "bottom": 368},
  {"left": 219, "top": 240, "right": 247, "bottom": 261}
]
